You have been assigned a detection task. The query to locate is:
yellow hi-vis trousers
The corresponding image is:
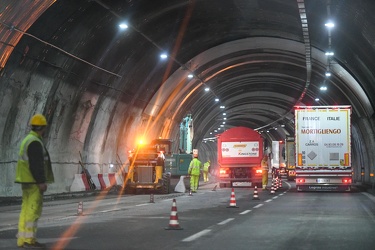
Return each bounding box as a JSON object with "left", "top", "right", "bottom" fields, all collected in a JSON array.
[
  {"left": 17, "top": 184, "right": 43, "bottom": 247},
  {"left": 262, "top": 170, "right": 269, "bottom": 189},
  {"left": 190, "top": 175, "right": 199, "bottom": 191},
  {"left": 203, "top": 171, "right": 209, "bottom": 182},
  {"left": 154, "top": 166, "right": 163, "bottom": 183}
]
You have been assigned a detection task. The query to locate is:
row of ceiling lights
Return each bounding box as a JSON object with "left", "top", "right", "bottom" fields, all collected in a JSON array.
[
  {"left": 119, "top": 22, "right": 228, "bottom": 141},
  {"left": 315, "top": 17, "right": 335, "bottom": 102}
]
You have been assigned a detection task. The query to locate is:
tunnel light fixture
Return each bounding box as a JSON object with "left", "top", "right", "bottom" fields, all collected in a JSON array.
[
  {"left": 220, "top": 106, "right": 225, "bottom": 109},
  {"left": 160, "top": 53, "right": 168, "bottom": 59},
  {"left": 325, "top": 72, "right": 331, "bottom": 77},
  {"left": 119, "top": 23, "right": 129, "bottom": 29},
  {"left": 315, "top": 98, "right": 320, "bottom": 102},
  {"left": 223, "top": 113, "right": 226, "bottom": 116},
  {"left": 220, "top": 124, "right": 224, "bottom": 127},
  {"left": 320, "top": 86, "right": 327, "bottom": 91},
  {"left": 215, "top": 98, "right": 219, "bottom": 102},
  {"left": 205, "top": 87, "right": 210, "bottom": 92},
  {"left": 325, "top": 21, "right": 335, "bottom": 28},
  {"left": 223, "top": 117, "right": 227, "bottom": 120},
  {"left": 188, "top": 74, "right": 194, "bottom": 79},
  {"left": 222, "top": 122, "right": 226, "bottom": 124},
  {"left": 325, "top": 51, "right": 334, "bottom": 56}
]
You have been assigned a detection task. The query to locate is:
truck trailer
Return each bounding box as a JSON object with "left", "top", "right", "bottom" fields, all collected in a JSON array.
[
  {"left": 285, "top": 136, "right": 296, "bottom": 181},
  {"left": 218, "top": 126, "right": 263, "bottom": 188},
  {"left": 294, "top": 106, "right": 352, "bottom": 191}
]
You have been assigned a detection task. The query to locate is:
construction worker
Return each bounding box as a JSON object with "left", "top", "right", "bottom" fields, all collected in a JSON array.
[
  {"left": 203, "top": 160, "right": 210, "bottom": 182},
  {"left": 15, "top": 114, "right": 54, "bottom": 249},
  {"left": 261, "top": 155, "right": 269, "bottom": 190},
  {"left": 188, "top": 151, "right": 202, "bottom": 192},
  {"left": 154, "top": 151, "right": 165, "bottom": 183}
]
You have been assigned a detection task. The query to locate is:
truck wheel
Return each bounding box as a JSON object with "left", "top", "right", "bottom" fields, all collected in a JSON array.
[{"left": 161, "top": 172, "right": 171, "bottom": 194}]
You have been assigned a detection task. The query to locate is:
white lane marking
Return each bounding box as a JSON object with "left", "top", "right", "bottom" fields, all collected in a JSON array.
[
  {"left": 217, "top": 218, "right": 235, "bottom": 225},
  {"left": 135, "top": 203, "right": 150, "bottom": 207},
  {"left": 99, "top": 208, "right": 122, "bottom": 212},
  {"left": 360, "top": 203, "right": 375, "bottom": 223},
  {"left": 265, "top": 199, "right": 273, "bottom": 202},
  {"left": 362, "top": 192, "right": 375, "bottom": 203},
  {"left": 240, "top": 210, "right": 252, "bottom": 215},
  {"left": 182, "top": 229, "right": 211, "bottom": 242},
  {"left": 272, "top": 196, "right": 278, "bottom": 199},
  {"left": 253, "top": 204, "right": 263, "bottom": 209}
]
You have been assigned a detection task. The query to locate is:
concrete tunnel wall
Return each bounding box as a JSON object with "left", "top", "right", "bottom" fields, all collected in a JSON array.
[{"left": 0, "top": 62, "right": 172, "bottom": 197}]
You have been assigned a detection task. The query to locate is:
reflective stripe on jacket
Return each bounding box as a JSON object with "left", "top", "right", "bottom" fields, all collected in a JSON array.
[{"left": 15, "top": 131, "right": 54, "bottom": 184}]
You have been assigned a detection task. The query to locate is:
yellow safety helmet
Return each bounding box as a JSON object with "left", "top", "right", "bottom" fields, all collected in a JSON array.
[{"left": 30, "top": 114, "right": 48, "bottom": 126}]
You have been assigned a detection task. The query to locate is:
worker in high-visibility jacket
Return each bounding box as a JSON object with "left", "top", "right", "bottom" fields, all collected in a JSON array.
[
  {"left": 154, "top": 151, "right": 165, "bottom": 183},
  {"left": 15, "top": 114, "right": 54, "bottom": 249},
  {"left": 261, "top": 155, "right": 269, "bottom": 190},
  {"left": 203, "top": 160, "right": 210, "bottom": 182},
  {"left": 188, "top": 153, "right": 202, "bottom": 192}
]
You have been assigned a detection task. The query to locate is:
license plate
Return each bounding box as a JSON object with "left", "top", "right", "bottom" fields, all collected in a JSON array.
[
  {"left": 232, "top": 182, "right": 252, "bottom": 187},
  {"left": 317, "top": 179, "right": 330, "bottom": 183}
]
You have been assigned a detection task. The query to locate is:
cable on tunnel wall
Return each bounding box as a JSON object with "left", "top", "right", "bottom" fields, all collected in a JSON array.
[{"left": 0, "top": 21, "right": 122, "bottom": 78}]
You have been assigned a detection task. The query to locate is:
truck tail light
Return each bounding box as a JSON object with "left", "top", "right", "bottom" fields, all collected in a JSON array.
[
  {"left": 296, "top": 178, "right": 305, "bottom": 183},
  {"left": 256, "top": 169, "right": 262, "bottom": 174},
  {"left": 342, "top": 178, "right": 352, "bottom": 183},
  {"left": 220, "top": 168, "right": 229, "bottom": 177}
]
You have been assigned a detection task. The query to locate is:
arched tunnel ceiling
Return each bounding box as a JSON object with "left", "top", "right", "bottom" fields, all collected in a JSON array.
[{"left": 1, "top": 0, "right": 375, "bottom": 144}]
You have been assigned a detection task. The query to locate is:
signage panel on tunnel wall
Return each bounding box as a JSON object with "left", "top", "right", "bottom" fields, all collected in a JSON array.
[{"left": 221, "top": 141, "right": 259, "bottom": 158}]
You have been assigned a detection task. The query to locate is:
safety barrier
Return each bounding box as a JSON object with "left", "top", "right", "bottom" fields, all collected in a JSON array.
[
  {"left": 70, "top": 174, "right": 89, "bottom": 192},
  {"left": 98, "top": 173, "right": 123, "bottom": 190},
  {"left": 71, "top": 173, "right": 124, "bottom": 192}
]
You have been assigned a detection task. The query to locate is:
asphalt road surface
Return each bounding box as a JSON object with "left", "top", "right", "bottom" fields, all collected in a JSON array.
[{"left": 1, "top": 178, "right": 375, "bottom": 250}]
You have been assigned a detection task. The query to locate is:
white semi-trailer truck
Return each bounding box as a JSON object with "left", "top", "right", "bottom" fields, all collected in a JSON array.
[{"left": 294, "top": 106, "right": 352, "bottom": 191}]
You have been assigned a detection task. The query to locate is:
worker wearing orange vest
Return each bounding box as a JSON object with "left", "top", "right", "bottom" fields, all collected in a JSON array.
[
  {"left": 188, "top": 152, "right": 202, "bottom": 192},
  {"left": 15, "top": 114, "right": 54, "bottom": 249}
]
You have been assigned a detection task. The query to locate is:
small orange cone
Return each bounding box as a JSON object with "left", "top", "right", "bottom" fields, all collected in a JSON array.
[
  {"left": 252, "top": 186, "right": 260, "bottom": 200},
  {"left": 227, "top": 188, "right": 239, "bottom": 208},
  {"left": 77, "top": 201, "right": 83, "bottom": 215},
  {"left": 165, "top": 199, "right": 183, "bottom": 230}
]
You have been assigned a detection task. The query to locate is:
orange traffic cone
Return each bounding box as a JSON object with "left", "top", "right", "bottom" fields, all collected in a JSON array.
[
  {"left": 165, "top": 199, "right": 183, "bottom": 230},
  {"left": 77, "top": 201, "right": 83, "bottom": 216},
  {"left": 252, "top": 186, "right": 260, "bottom": 200},
  {"left": 227, "top": 188, "right": 239, "bottom": 208}
]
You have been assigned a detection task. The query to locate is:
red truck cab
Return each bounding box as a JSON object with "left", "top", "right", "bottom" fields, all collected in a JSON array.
[{"left": 217, "top": 127, "right": 264, "bottom": 188}]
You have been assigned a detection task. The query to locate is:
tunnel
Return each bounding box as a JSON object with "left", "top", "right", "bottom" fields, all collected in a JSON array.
[{"left": 0, "top": 0, "right": 374, "bottom": 196}]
